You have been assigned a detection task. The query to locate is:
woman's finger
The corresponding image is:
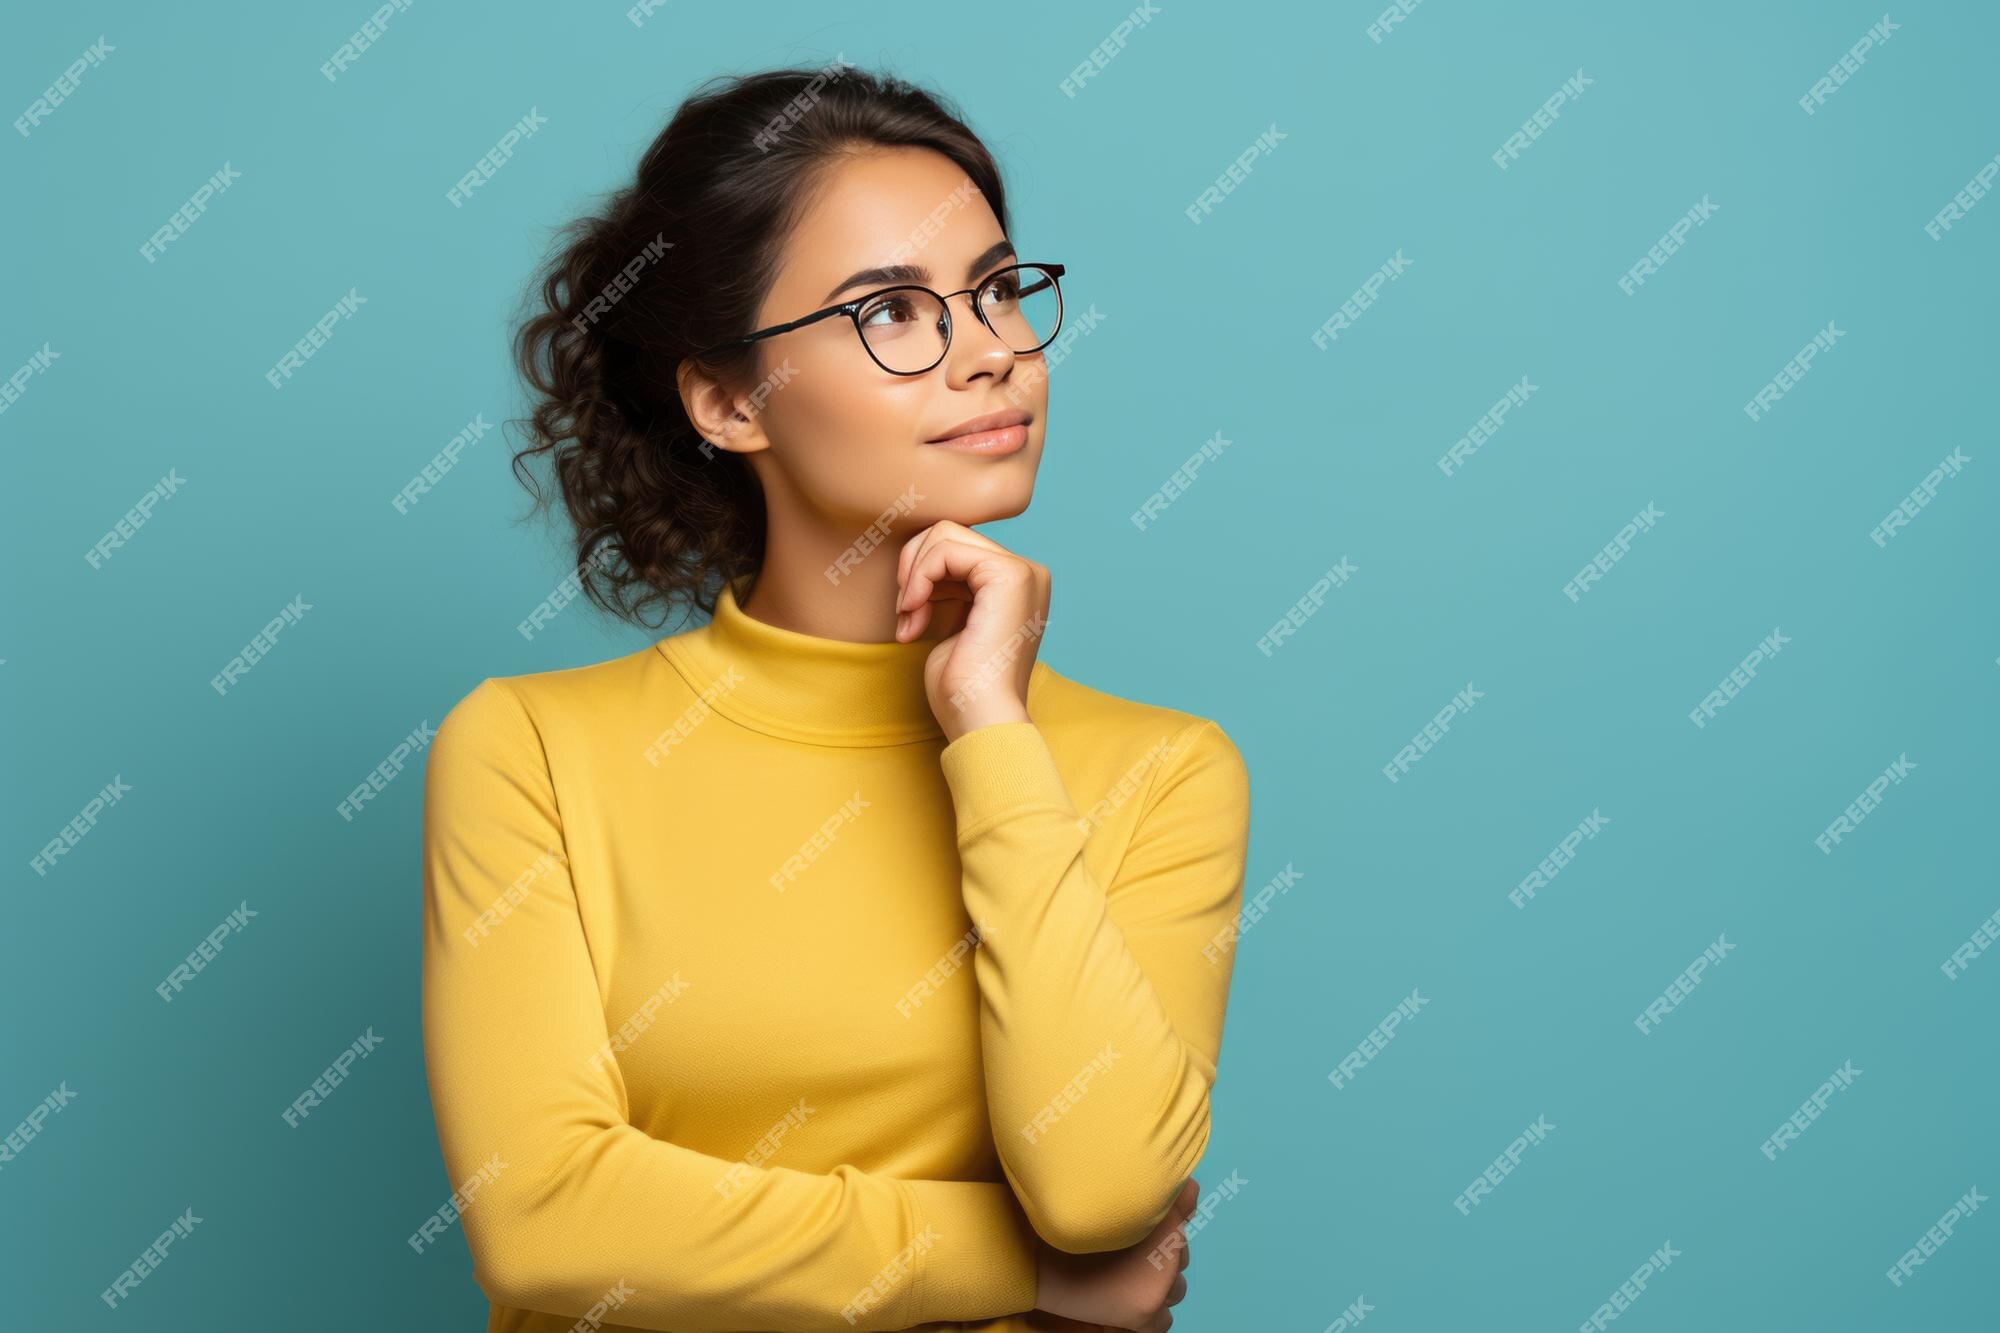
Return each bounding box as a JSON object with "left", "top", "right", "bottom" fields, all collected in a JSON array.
[
  {"left": 898, "top": 538, "right": 1029, "bottom": 640},
  {"left": 895, "top": 518, "right": 1006, "bottom": 609}
]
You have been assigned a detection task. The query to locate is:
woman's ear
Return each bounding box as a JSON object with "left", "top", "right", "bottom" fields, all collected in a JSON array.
[{"left": 677, "top": 358, "right": 771, "bottom": 455}]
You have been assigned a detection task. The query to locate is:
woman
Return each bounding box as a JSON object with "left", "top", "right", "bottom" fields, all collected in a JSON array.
[{"left": 421, "top": 61, "right": 1251, "bottom": 1333}]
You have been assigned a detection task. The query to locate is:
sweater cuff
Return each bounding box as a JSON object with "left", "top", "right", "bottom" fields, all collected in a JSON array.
[
  {"left": 938, "top": 720, "right": 1074, "bottom": 834},
  {"left": 900, "top": 1178, "right": 1040, "bottom": 1323}
]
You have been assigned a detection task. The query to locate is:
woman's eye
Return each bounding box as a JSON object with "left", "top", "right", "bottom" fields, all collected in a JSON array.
[
  {"left": 859, "top": 295, "right": 920, "bottom": 326},
  {"left": 982, "top": 277, "right": 1020, "bottom": 304}
]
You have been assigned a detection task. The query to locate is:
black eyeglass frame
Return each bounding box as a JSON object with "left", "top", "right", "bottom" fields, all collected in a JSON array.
[{"left": 688, "top": 261, "right": 1067, "bottom": 376}]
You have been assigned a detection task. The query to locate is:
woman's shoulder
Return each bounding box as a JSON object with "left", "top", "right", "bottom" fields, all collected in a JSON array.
[
  {"left": 1029, "top": 659, "right": 1245, "bottom": 775},
  {"left": 437, "top": 642, "right": 667, "bottom": 740},
  {"left": 1026, "top": 661, "right": 1248, "bottom": 844}
]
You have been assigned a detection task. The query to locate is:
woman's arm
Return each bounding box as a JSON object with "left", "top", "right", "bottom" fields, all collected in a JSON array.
[
  {"left": 421, "top": 678, "right": 1040, "bottom": 1332},
  {"left": 938, "top": 715, "right": 1252, "bottom": 1255}
]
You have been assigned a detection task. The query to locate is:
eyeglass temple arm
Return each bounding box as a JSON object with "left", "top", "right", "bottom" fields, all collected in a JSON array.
[{"left": 691, "top": 302, "right": 850, "bottom": 358}]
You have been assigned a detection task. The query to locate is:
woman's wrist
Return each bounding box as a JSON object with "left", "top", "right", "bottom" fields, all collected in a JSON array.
[{"left": 939, "top": 696, "right": 1031, "bottom": 745}]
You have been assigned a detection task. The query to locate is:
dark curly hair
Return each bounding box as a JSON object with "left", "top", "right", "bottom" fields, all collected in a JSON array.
[{"left": 508, "top": 59, "right": 1010, "bottom": 630}]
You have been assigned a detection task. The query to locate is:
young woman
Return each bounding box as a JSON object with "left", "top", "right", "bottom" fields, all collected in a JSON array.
[{"left": 421, "top": 61, "right": 1250, "bottom": 1333}]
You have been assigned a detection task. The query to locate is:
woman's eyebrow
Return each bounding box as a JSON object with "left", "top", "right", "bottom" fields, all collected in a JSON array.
[{"left": 819, "top": 239, "right": 1018, "bottom": 304}]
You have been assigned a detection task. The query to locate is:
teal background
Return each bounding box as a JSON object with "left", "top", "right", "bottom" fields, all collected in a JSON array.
[{"left": 4, "top": 1, "right": 1994, "bottom": 1329}]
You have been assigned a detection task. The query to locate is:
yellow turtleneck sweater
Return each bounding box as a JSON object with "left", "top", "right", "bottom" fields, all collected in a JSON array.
[{"left": 420, "top": 576, "right": 1251, "bottom": 1333}]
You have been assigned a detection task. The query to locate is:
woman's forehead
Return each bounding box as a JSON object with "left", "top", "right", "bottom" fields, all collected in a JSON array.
[{"left": 774, "top": 147, "right": 1003, "bottom": 297}]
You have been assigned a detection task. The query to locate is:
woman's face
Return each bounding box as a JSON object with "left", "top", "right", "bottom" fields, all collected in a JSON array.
[{"left": 682, "top": 145, "right": 1049, "bottom": 536}]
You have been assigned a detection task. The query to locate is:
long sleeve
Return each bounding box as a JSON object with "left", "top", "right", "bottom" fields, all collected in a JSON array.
[
  {"left": 421, "top": 678, "right": 1041, "bottom": 1331},
  {"left": 937, "top": 716, "right": 1251, "bottom": 1254}
]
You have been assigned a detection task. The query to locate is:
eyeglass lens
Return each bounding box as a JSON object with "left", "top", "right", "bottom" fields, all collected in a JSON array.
[{"left": 852, "top": 265, "right": 1062, "bottom": 373}]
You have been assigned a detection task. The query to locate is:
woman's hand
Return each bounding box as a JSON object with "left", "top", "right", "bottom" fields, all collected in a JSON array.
[
  {"left": 1032, "top": 1177, "right": 1198, "bottom": 1332},
  {"left": 893, "top": 519, "right": 1050, "bottom": 743}
]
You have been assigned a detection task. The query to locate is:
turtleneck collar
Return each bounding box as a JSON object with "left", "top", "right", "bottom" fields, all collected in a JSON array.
[{"left": 655, "top": 573, "right": 951, "bottom": 747}]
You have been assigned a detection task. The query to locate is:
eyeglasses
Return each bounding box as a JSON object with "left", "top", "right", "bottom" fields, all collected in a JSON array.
[{"left": 690, "top": 261, "right": 1066, "bottom": 376}]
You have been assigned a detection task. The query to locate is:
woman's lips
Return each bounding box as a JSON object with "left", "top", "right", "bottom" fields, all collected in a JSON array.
[{"left": 923, "top": 423, "right": 1029, "bottom": 454}]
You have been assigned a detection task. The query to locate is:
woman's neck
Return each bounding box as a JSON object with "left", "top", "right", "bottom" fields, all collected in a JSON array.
[{"left": 736, "top": 525, "right": 939, "bottom": 645}]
